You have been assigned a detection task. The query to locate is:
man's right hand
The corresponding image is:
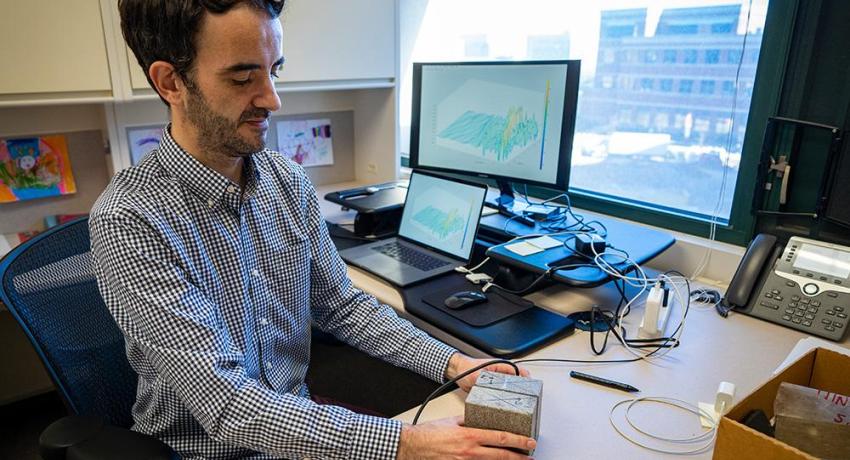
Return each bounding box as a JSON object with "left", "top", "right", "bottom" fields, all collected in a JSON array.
[{"left": 397, "top": 416, "right": 535, "bottom": 459}]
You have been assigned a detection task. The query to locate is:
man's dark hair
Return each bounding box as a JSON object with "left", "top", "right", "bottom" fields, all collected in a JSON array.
[{"left": 119, "top": 0, "right": 285, "bottom": 105}]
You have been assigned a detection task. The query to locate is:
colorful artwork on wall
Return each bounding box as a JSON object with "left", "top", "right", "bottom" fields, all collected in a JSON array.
[
  {"left": 276, "top": 118, "right": 334, "bottom": 167},
  {"left": 0, "top": 135, "right": 77, "bottom": 203}
]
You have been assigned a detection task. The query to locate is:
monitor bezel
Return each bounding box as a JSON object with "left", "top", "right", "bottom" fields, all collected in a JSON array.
[{"left": 409, "top": 59, "right": 581, "bottom": 192}]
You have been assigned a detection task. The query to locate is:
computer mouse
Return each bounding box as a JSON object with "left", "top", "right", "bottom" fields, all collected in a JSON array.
[{"left": 444, "top": 290, "right": 488, "bottom": 310}]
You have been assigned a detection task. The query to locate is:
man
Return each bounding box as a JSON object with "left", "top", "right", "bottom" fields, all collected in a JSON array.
[{"left": 90, "top": 1, "right": 535, "bottom": 458}]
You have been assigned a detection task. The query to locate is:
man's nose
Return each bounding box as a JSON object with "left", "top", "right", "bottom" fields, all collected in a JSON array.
[{"left": 255, "top": 76, "right": 282, "bottom": 113}]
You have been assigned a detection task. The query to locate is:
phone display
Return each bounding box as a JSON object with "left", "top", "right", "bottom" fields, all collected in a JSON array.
[{"left": 793, "top": 244, "right": 850, "bottom": 279}]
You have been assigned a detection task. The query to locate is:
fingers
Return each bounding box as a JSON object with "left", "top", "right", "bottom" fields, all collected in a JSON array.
[
  {"left": 484, "top": 362, "right": 531, "bottom": 378},
  {"left": 468, "top": 427, "right": 537, "bottom": 453}
]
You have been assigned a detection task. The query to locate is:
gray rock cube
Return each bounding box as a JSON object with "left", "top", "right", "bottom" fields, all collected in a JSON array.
[{"left": 464, "top": 371, "right": 543, "bottom": 453}]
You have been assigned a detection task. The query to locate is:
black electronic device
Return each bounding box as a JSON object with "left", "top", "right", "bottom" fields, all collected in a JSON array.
[
  {"left": 575, "top": 233, "right": 606, "bottom": 258},
  {"left": 324, "top": 181, "right": 408, "bottom": 238},
  {"left": 444, "top": 290, "right": 488, "bottom": 310},
  {"left": 409, "top": 60, "right": 580, "bottom": 216},
  {"left": 721, "top": 233, "right": 850, "bottom": 340}
]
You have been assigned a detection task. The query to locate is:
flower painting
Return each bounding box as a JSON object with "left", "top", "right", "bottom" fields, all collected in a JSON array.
[{"left": 0, "top": 135, "right": 77, "bottom": 203}]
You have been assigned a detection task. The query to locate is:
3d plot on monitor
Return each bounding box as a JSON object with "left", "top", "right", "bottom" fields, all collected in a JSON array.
[{"left": 435, "top": 80, "right": 545, "bottom": 165}]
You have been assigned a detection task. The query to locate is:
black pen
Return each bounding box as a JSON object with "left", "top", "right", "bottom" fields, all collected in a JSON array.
[{"left": 569, "top": 370, "right": 640, "bottom": 393}]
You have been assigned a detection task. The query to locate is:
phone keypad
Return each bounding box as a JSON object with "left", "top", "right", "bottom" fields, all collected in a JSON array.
[{"left": 756, "top": 285, "right": 848, "bottom": 340}]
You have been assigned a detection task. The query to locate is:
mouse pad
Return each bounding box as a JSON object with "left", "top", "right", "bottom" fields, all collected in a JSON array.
[{"left": 421, "top": 285, "right": 535, "bottom": 327}]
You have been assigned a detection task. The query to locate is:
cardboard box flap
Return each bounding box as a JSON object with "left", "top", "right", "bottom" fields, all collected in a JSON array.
[
  {"left": 726, "top": 349, "right": 816, "bottom": 421},
  {"left": 715, "top": 417, "right": 817, "bottom": 460},
  {"left": 810, "top": 348, "right": 850, "bottom": 395}
]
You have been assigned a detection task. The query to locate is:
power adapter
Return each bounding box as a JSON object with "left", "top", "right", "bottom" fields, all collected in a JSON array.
[
  {"left": 640, "top": 282, "right": 672, "bottom": 337},
  {"left": 575, "top": 233, "right": 606, "bottom": 258}
]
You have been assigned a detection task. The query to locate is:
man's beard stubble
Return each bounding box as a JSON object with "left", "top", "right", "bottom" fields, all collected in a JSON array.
[{"left": 184, "top": 82, "right": 270, "bottom": 158}]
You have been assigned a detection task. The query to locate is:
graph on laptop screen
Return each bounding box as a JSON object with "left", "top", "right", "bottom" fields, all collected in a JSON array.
[
  {"left": 398, "top": 172, "right": 486, "bottom": 260},
  {"left": 409, "top": 60, "right": 580, "bottom": 211}
]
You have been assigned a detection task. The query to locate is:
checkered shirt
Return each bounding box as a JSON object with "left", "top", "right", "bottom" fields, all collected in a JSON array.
[{"left": 89, "top": 127, "right": 457, "bottom": 459}]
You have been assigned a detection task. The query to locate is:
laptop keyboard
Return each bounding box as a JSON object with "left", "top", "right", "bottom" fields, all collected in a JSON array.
[{"left": 372, "top": 241, "right": 451, "bottom": 272}]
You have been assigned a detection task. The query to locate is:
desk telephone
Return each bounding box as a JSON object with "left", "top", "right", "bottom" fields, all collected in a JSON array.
[{"left": 723, "top": 234, "right": 850, "bottom": 340}]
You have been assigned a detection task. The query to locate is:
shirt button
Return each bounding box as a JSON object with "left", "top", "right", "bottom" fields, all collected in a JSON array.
[
  {"left": 227, "top": 185, "right": 238, "bottom": 193},
  {"left": 265, "top": 361, "right": 273, "bottom": 369},
  {"left": 259, "top": 318, "right": 269, "bottom": 325},
  {"left": 251, "top": 269, "right": 261, "bottom": 277},
  {"left": 207, "top": 198, "right": 215, "bottom": 208}
]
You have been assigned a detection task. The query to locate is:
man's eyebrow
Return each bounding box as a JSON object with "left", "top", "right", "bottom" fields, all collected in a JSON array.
[{"left": 221, "top": 57, "right": 285, "bottom": 74}]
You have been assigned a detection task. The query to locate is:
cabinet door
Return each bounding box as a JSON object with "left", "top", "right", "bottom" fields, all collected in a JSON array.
[
  {"left": 279, "top": 0, "right": 395, "bottom": 83},
  {"left": 127, "top": 46, "right": 151, "bottom": 91},
  {"left": 0, "top": 0, "right": 112, "bottom": 95}
]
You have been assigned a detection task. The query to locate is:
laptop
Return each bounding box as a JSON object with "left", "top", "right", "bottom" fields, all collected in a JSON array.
[{"left": 339, "top": 170, "right": 487, "bottom": 287}]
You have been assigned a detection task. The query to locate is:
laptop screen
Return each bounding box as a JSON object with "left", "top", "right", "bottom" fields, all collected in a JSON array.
[{"left": 398, "top": 172, "right": 487, "bottom": 260}]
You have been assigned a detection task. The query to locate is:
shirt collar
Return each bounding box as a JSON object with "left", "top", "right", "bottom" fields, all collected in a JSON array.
[{"left": 156, "top": 125, "right": 262, "bottom": 212}]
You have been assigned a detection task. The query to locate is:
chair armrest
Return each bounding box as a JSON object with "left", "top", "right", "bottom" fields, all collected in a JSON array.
[{"left": 39, "top": 415, "right": 178, "bottom": 460}]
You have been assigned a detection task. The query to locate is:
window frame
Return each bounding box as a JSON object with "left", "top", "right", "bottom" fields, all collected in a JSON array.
[
  {"left": 398, "top": 1, "right": 798, "bottom": 247},
  {"left": 563, "top": 0, "right": 798, "bottom": 246}
]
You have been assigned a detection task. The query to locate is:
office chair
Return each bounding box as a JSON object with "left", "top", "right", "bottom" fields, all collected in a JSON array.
[{"left": 0, "top": 217, "right": 177, "bottom": 460}]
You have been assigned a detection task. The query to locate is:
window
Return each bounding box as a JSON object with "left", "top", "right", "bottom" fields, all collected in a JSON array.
[
  {"left": 399, "top": 0, "right": 776, "bottom": 237},
  {"left": 645, "top": 50, "right": 658, "bottom": 63},
  {"left": 727, "top": 49, "right": 742, "bottom": 63}
]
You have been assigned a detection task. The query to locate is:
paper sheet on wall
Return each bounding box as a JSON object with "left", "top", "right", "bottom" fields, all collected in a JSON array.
[
  {"left": 127, "top": 125, "right": 165, "bottom": 165},
  {"left": 276, "top": 118, "right": 334, "bottom": 167}
]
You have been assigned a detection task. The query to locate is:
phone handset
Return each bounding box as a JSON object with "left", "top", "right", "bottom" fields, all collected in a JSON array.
[{"left": 719, "top": 234, "right": 778, "bottom": 316}]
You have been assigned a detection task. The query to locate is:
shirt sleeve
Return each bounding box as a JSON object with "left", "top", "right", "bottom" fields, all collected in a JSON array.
[
  {"left": 299, "top": 172, "right": 458, "bottom": 384},
  {"left": 90, "top": 211, "right": 403, "bottom": 460}
]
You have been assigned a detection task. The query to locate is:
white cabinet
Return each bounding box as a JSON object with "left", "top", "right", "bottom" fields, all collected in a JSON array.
[
  {"left": 0, "top": 0, "right": 398, "bottom": 104},
  {"left": 0, "top": 0, "right": 113, "bottom": 103},
  {"left": 278, "top": 0, "right": 396, "bottom": 84}
]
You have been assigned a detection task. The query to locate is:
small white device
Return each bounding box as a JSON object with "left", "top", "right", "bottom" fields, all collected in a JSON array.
[{"left": 640, "top": 282, "right": 672, "bottom": 338}]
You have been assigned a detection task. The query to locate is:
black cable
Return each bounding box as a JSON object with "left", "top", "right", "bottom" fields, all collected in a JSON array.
[{"left": 413, "top": 278, "right": 692, "bottom": 424}]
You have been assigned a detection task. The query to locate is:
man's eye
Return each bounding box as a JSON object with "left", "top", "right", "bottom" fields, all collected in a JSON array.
[{"left": 232, "top": 78, "right": 251, "bottom": 86}]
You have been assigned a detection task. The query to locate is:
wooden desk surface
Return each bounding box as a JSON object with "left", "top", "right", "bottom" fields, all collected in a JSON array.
[{"left": 318, "top": 182, "right": 850, "bottom": 459}]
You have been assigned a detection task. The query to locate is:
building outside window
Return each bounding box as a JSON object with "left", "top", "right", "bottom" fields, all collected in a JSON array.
[{"left": 399, "top": 0, "right": 769, "bottom": 224}]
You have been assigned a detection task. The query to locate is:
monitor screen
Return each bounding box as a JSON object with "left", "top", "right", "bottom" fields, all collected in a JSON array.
[
  {"left": 410, "top": 60, "right": 580, "bottom": 191},
  {"left": 398, "top": 171, "right": 487, "bottom": 260}
]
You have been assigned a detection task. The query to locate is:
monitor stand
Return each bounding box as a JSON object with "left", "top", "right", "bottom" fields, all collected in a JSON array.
[{"left": 485, "top": 180, "right": 528, "bottom": 219}]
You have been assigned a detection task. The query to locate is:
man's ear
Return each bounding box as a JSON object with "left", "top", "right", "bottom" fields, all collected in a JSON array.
[{"left": 148, "top": 61, "right": 185, "bottom": 106}]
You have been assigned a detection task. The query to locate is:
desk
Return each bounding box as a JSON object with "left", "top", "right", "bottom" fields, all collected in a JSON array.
[{"left": 318, "top": 182, "right": 850, "bottom": 459}]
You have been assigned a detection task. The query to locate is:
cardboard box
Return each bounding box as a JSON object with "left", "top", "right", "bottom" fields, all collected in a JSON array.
[{"left": 714, "top": 348, "right": 850, "bottom": 460}]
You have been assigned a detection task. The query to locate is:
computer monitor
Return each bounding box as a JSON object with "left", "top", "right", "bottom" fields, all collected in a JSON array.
[{"left": 409, "top": 60, "right": 580, "bottom": 212}]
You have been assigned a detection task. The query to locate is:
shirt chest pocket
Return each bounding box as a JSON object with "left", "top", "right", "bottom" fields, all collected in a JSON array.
[{"left": 263, "top": 237, "right": 312, "bottom": 305}]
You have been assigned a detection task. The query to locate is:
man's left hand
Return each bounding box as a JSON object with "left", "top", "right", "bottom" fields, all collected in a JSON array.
[{"left": 444, "top": 353, "right": 530, "bottom": 392}]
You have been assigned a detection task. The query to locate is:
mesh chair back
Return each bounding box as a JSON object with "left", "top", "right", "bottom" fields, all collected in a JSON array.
[{"left": 0, "top": 218, "right": 137, "bottom": 428}]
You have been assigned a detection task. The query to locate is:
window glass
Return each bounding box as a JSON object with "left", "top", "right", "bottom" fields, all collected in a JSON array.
[{"left": 400, "top": 0, "right": 769, "bottom": 222}]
